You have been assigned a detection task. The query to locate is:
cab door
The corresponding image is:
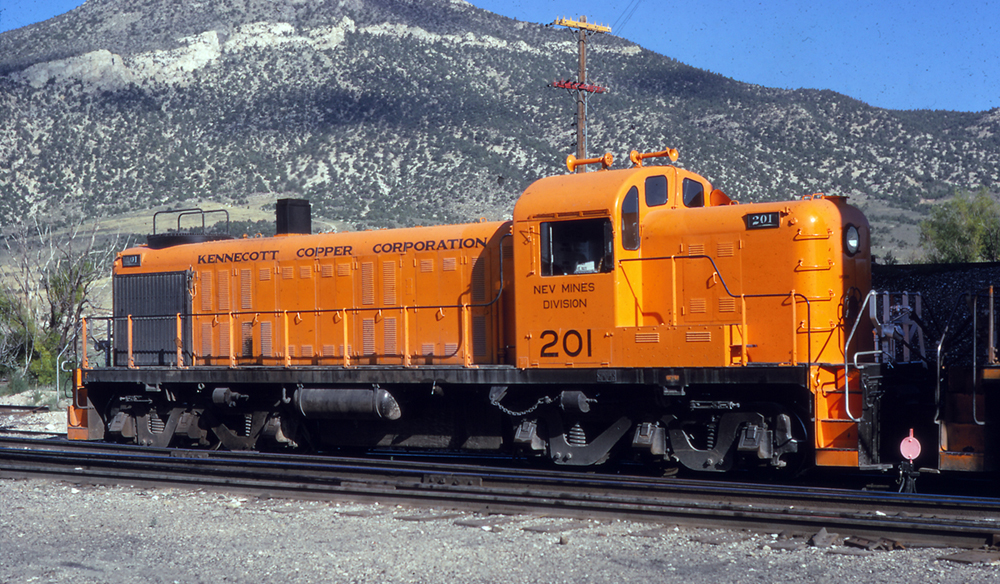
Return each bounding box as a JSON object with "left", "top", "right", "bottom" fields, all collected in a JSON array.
[{"left": 519, "top": 216, "right": 615, "bottom": 368}]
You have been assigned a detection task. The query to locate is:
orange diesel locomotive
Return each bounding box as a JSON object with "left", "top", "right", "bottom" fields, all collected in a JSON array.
[{"left": 71, "top": 148, "right": 907, "bottom": 473}]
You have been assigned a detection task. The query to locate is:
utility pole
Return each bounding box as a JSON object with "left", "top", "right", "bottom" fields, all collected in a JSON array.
[{"left": 549, "top": 16, "right": 610, "bottom": 172}]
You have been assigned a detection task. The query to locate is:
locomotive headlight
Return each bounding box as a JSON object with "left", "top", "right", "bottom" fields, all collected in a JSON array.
[{"left": 844, "top": 224, "right": 861, "bottom": 256}]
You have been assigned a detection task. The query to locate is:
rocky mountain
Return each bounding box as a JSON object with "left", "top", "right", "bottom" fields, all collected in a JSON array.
[{"left": 2, "top": 0, "right": 999, "bottom": 259}]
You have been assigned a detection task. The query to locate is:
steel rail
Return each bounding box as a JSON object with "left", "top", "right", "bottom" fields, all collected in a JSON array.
[{"left": 2, "top": 437, "right": 999, "bottom": 548}]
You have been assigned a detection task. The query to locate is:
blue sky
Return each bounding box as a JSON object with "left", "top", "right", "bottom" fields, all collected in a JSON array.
[{"left": 1, "top": 0, "right": 997, "bottom": 112}]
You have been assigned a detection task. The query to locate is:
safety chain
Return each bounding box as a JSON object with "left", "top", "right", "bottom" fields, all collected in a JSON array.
[{"left": 490, "top": 394, "right": 553, "bottom": 417}]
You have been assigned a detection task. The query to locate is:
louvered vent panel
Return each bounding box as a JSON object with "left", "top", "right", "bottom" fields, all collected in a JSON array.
[
  {"left": 200, "top": 271, "right": 212, "bottom": 311},
  {"left": 420, "top": 259, "right": 434, "bottom": 273},
  {"left": 322, "top": 344, "right": 336, "bottom": 357},
  {"left": 240, "top": 270, "right": 252, "bottom": 309},
  {"left": 301, "top": 344, "right": 313, "bottom": 358},
  {"left": 259, "top": 268, "right": 271, "bottom": 281},
  {"left": 688, "top": 243, "right": 705, "bottom": 256},
  {"left": 201, "top": 322, "right": 212, "bottom": 357},
  {"left": 690, "top": 298, "right": 707, "bottom": 313},
  {"left": 260, "top": 321, "right": 272, "bottom": 357},
  {"left": 443, "top": 257, "right": 457, "bottom": 271},
  {"left": 281, "top": 267, "right": 293, "bottom": 280},
  {"left": 718, "top": 298, "right": 737, "bottom": 312},
  {"left": 384, "top": 317, "right": 397, "bottom": 355},
  {"left": 217, "top": 271, "right": 230, "bottom": 311},
  {"left": 471, "top": 259, "right": 486, "bottom": 302},
  {"left": 287, "top": 345, "right": 295, "bottom": 358},
  {"left": 717, "top": 242, "right": 735, "bottom": 257},
  {"left": 337, "top": 263, "right": 350, "bottom": 277},
  {"left": 361, "top": 262, "right": 374, "bottom": 305},
  {"left": 300, "top": 266, "right": 311, "bottom": 279},
  {"left": 219, "top": 324, "right": 230, "bottom": 357},
  {"left": 445, "top": 342, "right": 459, "bottom": 355},
  {"left": 383, "top": 262, "right": 396, "bottom": 305},
  {"left": 362, "top": 318, "right": 376, "bottom": 355},
  {"left": 472, "top": 315, "right": 487, "bottom": 357},
  {"left": 503, "top": 245, "right": 513, "bottom": 260},
  {"left": 421, "top": 343, "right": 435, "bottom": 356},
  {"left": 241, "top": 322, "right": 253, "bottom": 356},
  {"left": 686, "top": 331, "right": 712, "bottom": 343},
  {"left": 321, "top": 264, "right": 334, "bottom": 278},
  {"left": 635, "top": 332, "right": 660, "bottom": 343}
]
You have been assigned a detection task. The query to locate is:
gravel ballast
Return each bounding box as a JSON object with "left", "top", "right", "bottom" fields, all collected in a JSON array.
[
  {"left": 2, "top": 477, "right": 998, "bottom": 584},
  {"left": 3, "top": 393, "right": 1000, "bottom": 583}
]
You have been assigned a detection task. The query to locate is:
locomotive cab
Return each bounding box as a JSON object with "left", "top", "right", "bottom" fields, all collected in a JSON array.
[{"left": 509, "top": 149, "right": 875, "bottom": 471}]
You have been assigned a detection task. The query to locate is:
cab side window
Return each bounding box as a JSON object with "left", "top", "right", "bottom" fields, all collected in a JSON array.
[
  {"left": 645, "top": 175, "right": 668, "bottom": 207},
  {"left": 622, "top": 186, "right": 640, "bottom": 250},
  {"left": 683, "top": 178, "right": 704, "bottom": 208},
  {"left": 540, "top": 218, "right": 613, "bottom": 276}
]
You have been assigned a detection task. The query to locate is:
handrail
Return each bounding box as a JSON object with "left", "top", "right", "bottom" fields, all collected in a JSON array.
[
  {"left": 618, "top": 254, "right": 815, "bottom": 365},
  {"left": 972, "top": 293, "right": 987, "bottom": 425},
  {"left": 153, "top": 207, "right": 230, "bottom": 235},
  {"left": 934, "top": 292, "right": 971, "bottom": 424},
  {"left": 842, "top": 290, "right": 878, "bottom": 423}
]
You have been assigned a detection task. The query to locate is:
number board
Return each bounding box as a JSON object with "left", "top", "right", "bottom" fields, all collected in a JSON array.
[
  {"left": 121, "top": 254, "right": 141, "bottom": 267},
  {"left": 744, "top": 211, "right": 780, "bottom": 230}
]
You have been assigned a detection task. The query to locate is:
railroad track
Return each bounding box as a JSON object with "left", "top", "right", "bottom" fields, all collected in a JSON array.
[
  {"left": 0, "top": 404, "right": 64, "bottom": 438},
  {"left": 0, "top": 404, "right": 51, "bottom": 415},
  {"left": 2, "top": 436, "right": 999, "bottom": 549}
]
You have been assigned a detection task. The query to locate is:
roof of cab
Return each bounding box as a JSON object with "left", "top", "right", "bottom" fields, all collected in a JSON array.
[{"left": 513, "top": 165, "right": 686, "bottom": 221}]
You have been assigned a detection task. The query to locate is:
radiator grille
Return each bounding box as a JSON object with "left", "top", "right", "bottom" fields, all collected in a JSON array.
[{"left": 113, "top": 271, "right": 191, "bottom": 366}]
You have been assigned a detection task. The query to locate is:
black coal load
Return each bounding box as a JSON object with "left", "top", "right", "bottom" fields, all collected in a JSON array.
[{"left": 873, "top": 262, "right": 1000, "bottom": 366}]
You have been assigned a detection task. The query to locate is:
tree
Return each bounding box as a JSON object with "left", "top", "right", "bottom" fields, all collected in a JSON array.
[
  {"left": 0, "top": 220, "right": 126, "bottom": 384},
  {"left": 919, "top": 188, "right": 1000, "bottom": 263}
]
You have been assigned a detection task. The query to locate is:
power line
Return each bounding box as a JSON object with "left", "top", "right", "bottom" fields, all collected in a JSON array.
[{"left": 612, "top": 0, "right": 642, "bottom": 36}]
